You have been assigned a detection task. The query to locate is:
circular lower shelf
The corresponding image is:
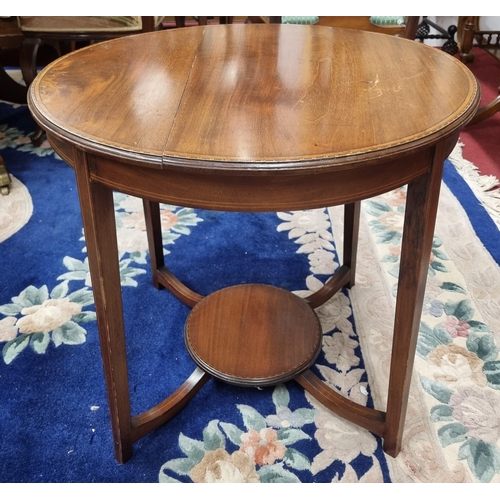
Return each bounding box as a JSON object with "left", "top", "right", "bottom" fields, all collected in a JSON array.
[{"left": 185, "top": 284, "right": 322, "bottom": 386}]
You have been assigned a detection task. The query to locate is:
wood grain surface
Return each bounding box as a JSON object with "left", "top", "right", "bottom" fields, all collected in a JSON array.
[
  {"left": 29, "top": 24, "right": 479, "bottom": 168},
  {"left": 185, "top": 284, "right": 322, "bottom": 386}
]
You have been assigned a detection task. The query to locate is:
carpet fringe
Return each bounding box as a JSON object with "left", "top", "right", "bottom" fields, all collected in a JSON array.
[{"left": 449, "top": 141, "right": 500, "bottom": 230}]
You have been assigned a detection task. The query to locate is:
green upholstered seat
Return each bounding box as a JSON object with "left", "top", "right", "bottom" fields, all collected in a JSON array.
[
  {"left": 281, "top": 16, "right": 320, "bottom": 25},
  {"left": 369, "top": 16, "right": 406, "bottom": 26}
]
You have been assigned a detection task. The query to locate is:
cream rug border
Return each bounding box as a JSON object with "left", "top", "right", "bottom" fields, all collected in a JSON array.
[
  {"left": 0, "top": 174, "right": 33, "bottom": 243},
  {"left": 327, "top": 143, "right": 500, "bottom": 482}
]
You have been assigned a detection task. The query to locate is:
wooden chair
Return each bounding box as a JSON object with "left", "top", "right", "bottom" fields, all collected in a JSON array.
[
  {"left": 279, "top": 16, "right": 419, "bottom": 39},
  {"left": 0, "top": 17, "right": 28, "bottom": 195},
  {"left": 17, "top": 16, "right": 166, "bottom": 145},
  {"left": 174, "top": 16, "right": 233, "bottom": 27},
  {"left": 458, "top": 16, "right": 500, "bottom": 125},
  {"left": 18, "top": 16, "right": 165, "bottom": 88}
]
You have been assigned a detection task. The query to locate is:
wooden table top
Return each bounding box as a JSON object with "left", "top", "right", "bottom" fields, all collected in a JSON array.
[{"left": 29, "top": 24, "right": 479, "bottom": 170}]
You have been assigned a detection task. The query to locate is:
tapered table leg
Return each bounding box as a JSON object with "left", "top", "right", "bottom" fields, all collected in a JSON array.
[
  {"left": 73, "top": 149, "right": 133, "bottom": 464},
  {"left": 383, "top": 143, "right": 446, "bottom": 456},
  {"left": 343, "top": 201, "right": 361, "bottom": 289},
  {"left": 143, "top": 199, "right": 165, "bottom": 289}
]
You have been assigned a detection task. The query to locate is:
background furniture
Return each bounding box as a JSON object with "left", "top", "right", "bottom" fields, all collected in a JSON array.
[
  {"left": 174, "top": 16, "right": 233, "bottom": 27},
  {"left": 16, "top": 16, "right": 166, "bottom": 145},
  {"left": 18, "top": 16, "right": 165, "bottom": 91},
  {"left": 313, "top": 16, "right": 419, "bottom": 38},
  {"left": 415, "top": 16, "right": 458, "bottom": 54},
  {"left": 0, "top": 17, "right": 27, "bottom": 195},
  {"left": 459, "top": 16, "right": 500, "bottom": 125}
]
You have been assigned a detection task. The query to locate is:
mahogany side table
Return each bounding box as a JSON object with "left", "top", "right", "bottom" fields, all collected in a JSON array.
[{"left": 27, "top": 24, "right": 480, "bottom": 464}]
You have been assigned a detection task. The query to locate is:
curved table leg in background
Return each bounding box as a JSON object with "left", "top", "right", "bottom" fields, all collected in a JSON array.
[
  {"left": 143, "top": 199, "right": 204, "bottom": 307},
  {"left": 304, "top": 201, "right": 360, "bottom": 309},
  {"left": 343, "top": 201, "right": 360, "bottom": 289}
]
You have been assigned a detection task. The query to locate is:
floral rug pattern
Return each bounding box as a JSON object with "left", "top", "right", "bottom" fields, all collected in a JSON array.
[{"left": 362, "top": 186, "right": 500, "bottom": 483}]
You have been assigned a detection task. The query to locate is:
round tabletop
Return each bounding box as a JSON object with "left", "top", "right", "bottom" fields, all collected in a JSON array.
[{"left": 28, "top": 24, "right": 479, "bottom": 172}]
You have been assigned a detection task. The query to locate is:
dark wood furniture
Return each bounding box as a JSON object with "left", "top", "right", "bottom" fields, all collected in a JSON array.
[
  {"left": 174, "top": 16, "right": 234, "bottom": 27},
  {"left": 316, "top": 16, "right": 419, "bottom": 39},
  {"left": 16, "top": 16, "right": 166, "bottom": 146},
  {"left": 0, "top": 17, "right": 28, "bottom": 195},
  {"left": 459, "top": 16, "right": 500, "bottom": 125},
  {"left": 415, "top": 16, "right": 459, "bottom": 55},
  {"left": 27, "top": 24, "right": 480, "bottom": 464}
]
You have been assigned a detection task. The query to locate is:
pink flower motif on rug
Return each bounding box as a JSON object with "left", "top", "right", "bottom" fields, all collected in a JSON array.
[{"left": 240, "top": 428, "right": 287, "bottom": 466}]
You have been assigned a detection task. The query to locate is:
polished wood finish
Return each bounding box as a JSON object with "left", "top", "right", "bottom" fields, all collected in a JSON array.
[
  {"left": 296, "top": 370, "right": 386, "bottom": 437},
  {"left": 185, "top": 284, "right": 322, "bottom": 386},
  {"left": 31, "top": 26, "right": 476, "bottom": 165},
  {"left": 130, "top": 368, "right": 211, "bottom": 442},
  {"left": 27, "top": 25, "right": 480, "bottom": 464}
]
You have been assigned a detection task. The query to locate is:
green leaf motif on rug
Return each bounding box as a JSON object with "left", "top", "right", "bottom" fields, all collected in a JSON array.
[
  {"left": 467, "top": 332, "right": 498, "bottom": 361},
  {"left": 417, "top": 322, "right": 452, "bottom": 358},
  {"left": 443, "top": 299, "right": 475, "bottom": 322},
  {"left": 238, "top": 404, "right": 267, "bottom": 432},
  {"left": 458, "top": 439, "right": 500, "bottom": 483},
  {"left": 259, "top": 463, "right": 301, "bottom": 483},
  {"left": 178, "top": 433, "right": 205, "bottom": 463},
  {"left": 283, "top": 448, "right": 311, "bottom": 471},
  {"left": 440, "top": 282, "right": 467, "bottom": 294},
  {"left": 220, "top": 422, "right": 244, "bottom": 445},
  {"left": 430, "top": 404, "right": 454, "bottom": 422},
  {"left": 420, "top": 376, "right": 453, "bottom": 404},
  {"left": 30, "top": 332, "right": 50, "bottom": 354},
  {"left": 437, "top": 422, "right": 468, "bottom": 447},
  {"left": 203, "top": 420, "right": 226, "bottom": 451},
  {"left": 483, "top": 360, "right": 500, "bottom": 389},
  {"left": 160, "top": 457, "right": 198, "bottom": 477},
  {"left": 52, "top": 321, "right": 87, "bottom": 347},
  {"left": 276, "top": 428, "right": 311, "bottom": 446},
  {"left": 2, "top": 334, "right": 30, "bottom": 364}
]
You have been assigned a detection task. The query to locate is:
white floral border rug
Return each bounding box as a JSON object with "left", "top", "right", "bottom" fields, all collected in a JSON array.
[{"left": 333, "top": 142, "right": 500, "bottom": 482}]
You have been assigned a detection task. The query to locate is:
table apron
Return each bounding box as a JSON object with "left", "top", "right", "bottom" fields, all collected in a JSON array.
[{"left": 82, "top": 148, "right": 441, "bottom": 212}]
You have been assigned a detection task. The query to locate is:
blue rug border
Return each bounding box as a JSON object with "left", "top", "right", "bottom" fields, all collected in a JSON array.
[{"left": 443, "top": 158, "right": 500, "bottom": 266}]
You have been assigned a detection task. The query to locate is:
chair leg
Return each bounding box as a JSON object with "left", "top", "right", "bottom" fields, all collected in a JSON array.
[
  {"left": 174, "top": 16, "right": 186, "bottom": 28},
  {"left": 459, "top": 16, "right": 477, "bottom": 63},
  {"left": 0, "top": 154, "right": 12, "bottom": 196},
  {"left": 19, "top": 36, "right": 40, "bottom": 87},
  {"left": 20, "top": 36, "right": 46, "bottom": 146}
]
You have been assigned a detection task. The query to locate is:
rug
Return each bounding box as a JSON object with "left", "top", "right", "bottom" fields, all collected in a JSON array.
[{"left": 1, "top": 100, "right": 500, "bottom": 483}]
